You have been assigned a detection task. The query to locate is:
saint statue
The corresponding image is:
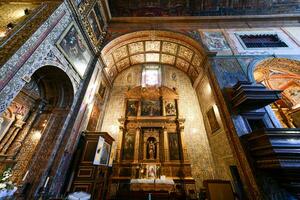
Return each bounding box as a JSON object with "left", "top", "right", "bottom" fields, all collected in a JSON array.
[{"left": 147, "top": 139, "right": 156, "bottom": 159}]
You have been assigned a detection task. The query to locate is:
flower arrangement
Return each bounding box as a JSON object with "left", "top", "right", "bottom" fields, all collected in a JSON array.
[{"left": 0, "top": 168, "right": 17, "bottom": 199}]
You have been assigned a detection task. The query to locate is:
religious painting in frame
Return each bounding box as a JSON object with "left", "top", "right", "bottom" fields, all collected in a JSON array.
[
  {"left": 164, "top": 99, "right": 177, "bottom": 116},
  {"left": 147, "top": 164, "right": 157, "bottom": 179},
  {"left": 93, "top": 136, "right": 104, "bottom": 165},
  {"left": 98, "top": 82, "right": 106, "bottom": 101},
  {"left": 141, "top": 100, "right": 161, "bottom": 116},
  {"left": 93, "top": 2, "right": 105, "bottom": 29},
  {"left": 87, "top": 9, "right": 101, "bottom": 40},
  {"left": 126, "top": 100, "right": 139, "bottom": 116},
  {"left": 207, "top": 106, "right": 220, "bottom": 133},
  {"left": 168, "top": 133, "right": 180, "bottom": 160},
  {"left": 122, "top": 132, "right": 135, "bottom": 160},
  {"left": 99, "top": 141, "right": 111, "bottom": 165},
  {"left": 108, "top": 142, "right": 116, "bottom": 167},
  {"left": 56, "top": 22, "right": 92, "bottom": 78}
]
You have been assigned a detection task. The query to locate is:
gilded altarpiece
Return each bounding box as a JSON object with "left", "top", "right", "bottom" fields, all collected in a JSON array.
[{"left": 110, "top": 86, "right": 195, "bottom": 196}]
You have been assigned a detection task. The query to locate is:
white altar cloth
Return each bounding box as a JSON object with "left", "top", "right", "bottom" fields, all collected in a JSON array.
[{"left": 130, "top": 178, "right": 174, "bottom": 185}]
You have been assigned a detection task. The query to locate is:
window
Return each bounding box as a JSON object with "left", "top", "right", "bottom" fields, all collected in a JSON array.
[
  {"left": 142, "top": 65, "right": 161, "bottom": 87},
  {"left": 239, "top": 34, "right": 288, "bottom": 48}
]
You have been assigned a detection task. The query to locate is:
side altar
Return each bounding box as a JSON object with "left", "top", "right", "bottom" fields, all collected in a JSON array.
[{"left": 108, "top": 86, "right": 195, "bottom": 198}]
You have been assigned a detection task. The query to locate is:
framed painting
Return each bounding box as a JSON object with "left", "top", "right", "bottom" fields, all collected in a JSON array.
[
  {"left": 207, "top": 106, "right": 220, "bottom": 133},
  {"left": 164, "top": 100, "right": 177, "bottom": 116},
  {"left": 56, "top": 22, "right": 92, "bottom": 78},
  {"left": 126, "top": 100, "right": 139, "bottom": 116},
  {"left": 87, "top": 9, "right": 101, "bottom": 40},
  {"left": 93, "top": 2, "right": 105, "bottom": 29},
  {"left": 108, "top": 142, "right": 116, "bottom": 167},
  {"left": 99, "top": 142, "right": 111, "bottom": 165},
  {"left": 93, "top": 136, "right": 104, "bottom": 165},
  {"left": 147, "top": 164, "right": 157, "bottom": 179},
  {"left": 141, "top": 100, "right": 161, "bottom": 116},
  {"left": 98, "top": 82, "right": 106, "bottom": 101},
  {"left": 122, "top": 132, "right": 135, "bottom": 160},
  {"left": 168, "top": 133, "right": 180, "bottom": 160}
]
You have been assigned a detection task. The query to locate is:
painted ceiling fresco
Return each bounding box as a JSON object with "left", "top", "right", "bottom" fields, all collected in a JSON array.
[
  {"left": 108, "top": 0, "right": 300, "bottom": 17},
  {"left": 254, "top": 58, "right": 300, "bottom": 109}
]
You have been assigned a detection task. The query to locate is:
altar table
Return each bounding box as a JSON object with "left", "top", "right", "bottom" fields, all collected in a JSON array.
[{"left": 130, "top": 179, "right": 175, "bottom": 192}]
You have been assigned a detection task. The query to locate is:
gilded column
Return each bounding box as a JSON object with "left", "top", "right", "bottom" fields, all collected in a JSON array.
[
  {"left": 1, "top": 116, "right": 25, "bottom": 155},
  {"left": 116, "top": 119, "right": 125, "bottom": 162},
  {"left": 133, "top": 127, "right": 140, "bottom": 162},
  {"left": 163, "top": 127, "right": 169, "bottom": 162},
  {"left": 178, "top": 119, "right": 189, "bottom": 162},
  {"left": 0, "top": 125, "right": 17, "bottom": 152},
  {"left": 7, "top": 105, "right": 41, "bottom": 158}
]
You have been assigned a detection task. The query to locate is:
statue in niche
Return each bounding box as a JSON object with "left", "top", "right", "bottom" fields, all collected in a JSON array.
[{"left": 147, "top": 137, "right": 157, "bottom": 159}]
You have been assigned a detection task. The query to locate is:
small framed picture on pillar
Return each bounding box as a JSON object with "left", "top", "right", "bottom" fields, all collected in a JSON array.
[{"left": 207, "top": 106, "right": 220, "bottom": 133}]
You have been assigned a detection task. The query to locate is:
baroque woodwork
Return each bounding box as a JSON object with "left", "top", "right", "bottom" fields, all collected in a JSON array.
[
  {"left": 110, "top": 86, "right": 195, "bottom": 198},
  {"left": 242, "top": 128, "right": 300, "bottom": 198},
  {"left": 68, "top": 131, "right": 114, "bottom": 200}
]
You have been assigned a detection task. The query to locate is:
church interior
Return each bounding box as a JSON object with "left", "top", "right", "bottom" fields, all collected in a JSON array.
[{"left": 0, "top": 0, "right": 300, "bottom": 199}]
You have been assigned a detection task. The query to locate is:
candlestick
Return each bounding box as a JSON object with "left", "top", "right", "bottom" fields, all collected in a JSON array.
[
  {"left": 22, "top": 171, "right": 29, "bottom": 181},
  {"left": 44, "top": 177, "right": 49, "bottom": 188}
]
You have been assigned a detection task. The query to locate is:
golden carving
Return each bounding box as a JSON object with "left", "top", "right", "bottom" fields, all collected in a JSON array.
[
  {"left": 178, "top": 46, "right": 193, "bottom": 61},
  {"left": 116, "top": 58, "right": 130, "bottom": 71},
  {"left": 176, "top": 58, "right": 190, "bottom": 72},
  {"left": 162, "top": 41, "right": 177, "bottom": 54},
  {"left": 130, "top": 54, "right": 145, "bottom": 65},
  {"left": 145, "top": 41, "right": 161, "bottom": 52},
  {"left": 128, "top": 42, "right": 144, "bottom": 54},
  {"left": 145, "top": 53, "right": 160, "bottom": 62},
  {"left": 101, "top": 31, "right": 207, "bottom": 83},
  {"left": 161, "top": 54, "right": 175, "bottom": 65},
  {"left": 113, "top": 46, "right": 128, "bottom": 62}
]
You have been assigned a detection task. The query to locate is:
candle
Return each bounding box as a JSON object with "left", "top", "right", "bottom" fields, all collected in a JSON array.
[
  {"left": 22, "top": 171, "right": 29, "bottom": 181},
  {"left": 44, "top": 177, "right": 49, "bottom": 188}
]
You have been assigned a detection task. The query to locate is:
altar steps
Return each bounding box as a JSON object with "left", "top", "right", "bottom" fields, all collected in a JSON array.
[{"left": 115, "top": 191, "right": 186, "bottom": 200}]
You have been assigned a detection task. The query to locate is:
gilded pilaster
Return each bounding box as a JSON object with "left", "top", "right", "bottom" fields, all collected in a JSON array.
[
  {"left": 133, "top": 127, "right": 140, "bottom": 162},
  {"left": 163, "top": 127, "right": 169, "bottom": 162},
  {"left": 178, "top": 119, "right": 189, "bottom": 162}
]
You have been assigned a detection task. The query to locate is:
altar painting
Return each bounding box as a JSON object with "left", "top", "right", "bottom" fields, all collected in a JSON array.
[
  {"left": 164, "top": 100, "right": 177, "bottom": 116},
  {"left": 141, "top": 100, "right": 161, "bottom": 116},
  {"left": 123, "top": 132, "right": 135, "bottom": 160},
  {"left": 147, "top": 165, "right": 157, "bottom": 179},
  {"left": 126, "top": 100, "right": 139, "bottom": 116},
  {"left": 168, "top": 133, "right": 180, "bottom": 160}
]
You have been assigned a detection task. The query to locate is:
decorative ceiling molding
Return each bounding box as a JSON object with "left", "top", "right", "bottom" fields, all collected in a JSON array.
[{"left": 101, "top": 30, "right": 207, "bottom": 83}]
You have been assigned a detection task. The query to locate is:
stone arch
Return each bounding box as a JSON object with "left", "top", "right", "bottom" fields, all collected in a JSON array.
[
  {"left": 101, "top": 30, "right": 207, "bottom": 84},
  {"left": 0, "top": 65, "right": 75, "bottom": 198}
]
